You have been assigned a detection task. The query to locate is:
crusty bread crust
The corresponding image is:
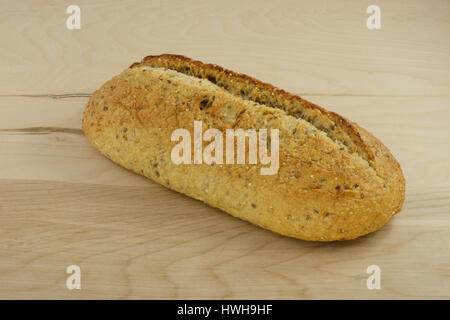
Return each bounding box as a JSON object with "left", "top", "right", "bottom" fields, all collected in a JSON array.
[
  {"left": 83, "top": 54, "right": 405, "bottom": 241},
  {"left": 132, "top": 54, "right": 373, "bottom": 163}
]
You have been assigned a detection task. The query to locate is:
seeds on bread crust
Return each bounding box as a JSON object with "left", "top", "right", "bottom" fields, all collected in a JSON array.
[{"left": 83, "top": 54, "right": 406, "bottom": 241}]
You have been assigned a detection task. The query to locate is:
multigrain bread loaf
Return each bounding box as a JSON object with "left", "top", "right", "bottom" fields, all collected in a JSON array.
[{"left": 82, "top": 54, "right": 405, "bottom": 241}]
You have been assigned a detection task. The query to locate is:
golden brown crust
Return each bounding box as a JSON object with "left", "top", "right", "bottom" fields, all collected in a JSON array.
[
  {"left": 83, "top": 54, "right": 405, "bottom": 241},
  {"left": 132, "top": 54, "right": 405, "bottom": 211},
  {"left": 131, "top": 54, "right": 374, "bottom": 163}
]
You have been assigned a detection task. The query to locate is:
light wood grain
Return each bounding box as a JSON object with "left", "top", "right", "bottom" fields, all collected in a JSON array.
[{"left": 0, "top": 0, "right": 449, "bottom": 299}]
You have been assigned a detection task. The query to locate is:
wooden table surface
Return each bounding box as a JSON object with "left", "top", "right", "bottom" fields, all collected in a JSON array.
[{"left": 0, "top": 0, "right": 449, "bottom": 299}]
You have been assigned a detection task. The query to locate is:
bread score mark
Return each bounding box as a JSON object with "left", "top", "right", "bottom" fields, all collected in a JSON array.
[
  {"left": 133, "top": 54, "right": 374, "bottom": 165},
  {"left": 171, "top": 120, "right": 279, "bottom": 175}
]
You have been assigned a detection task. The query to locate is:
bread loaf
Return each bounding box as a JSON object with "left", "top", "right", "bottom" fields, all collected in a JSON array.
[{"left": 82, "top": 54, "right": 405, "bottom": 241}]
